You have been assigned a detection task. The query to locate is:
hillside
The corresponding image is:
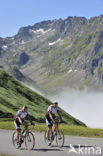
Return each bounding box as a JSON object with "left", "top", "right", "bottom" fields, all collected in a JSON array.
[
  {"left": 0, "top": 68, "right": 86, "bottom": 126},
  {"left": 0, "top": 15, "right": 103, "bottom": 93}
]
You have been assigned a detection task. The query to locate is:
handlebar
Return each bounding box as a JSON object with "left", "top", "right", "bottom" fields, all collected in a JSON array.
[
  {"left": 21, "top": 122, "right": 35, "bottom": 126},
  {"left": 53, "top": 121, "right": 65, "bottom": 124}
]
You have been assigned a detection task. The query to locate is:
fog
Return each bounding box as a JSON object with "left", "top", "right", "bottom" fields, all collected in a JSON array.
[
  {"left": 50, "top": 88, "right": 103, "bottom": 128},
  {"left": 26, "top": 84, "right": 103, "bottom": 128},
  {"left": 23, "top": 83, "right": 45, "bottom": 96}
]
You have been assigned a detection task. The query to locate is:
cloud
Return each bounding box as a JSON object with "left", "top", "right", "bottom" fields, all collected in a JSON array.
[
  {"left": 25, "top": 83, "right": 103, "bottom": 128},
  {"left": 50, "top": 88, "right": 103, "bottom": 128}
]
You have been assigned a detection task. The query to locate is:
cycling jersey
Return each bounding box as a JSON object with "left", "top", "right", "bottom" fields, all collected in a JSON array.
[
  {"left": 16, "top": 110, "right": 29, "bottom": 119},
  {"left": 45, "top": 105, "right": 59, "bottom": 126},
  {"left": 14, "top": 110, "right": 29, "bottom": 129},
  {"left": 47, "top": 105, "right": 59, "bottom": 114}
]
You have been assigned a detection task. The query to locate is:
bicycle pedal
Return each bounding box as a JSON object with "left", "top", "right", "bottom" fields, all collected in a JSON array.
[
  {"left": 48, "top": 142, "right": 51, "bottom": 146},
  {"left": 18, "top": 143, "right": 21, "bottom": 148},
  {"left": 51, "top": 136, "right": 54, "bottom": 140},
  {"left": 20, "top": 139, "right": 24, "bottom": 143},
  {"left": 16, "top": 141, "right": 19, "bottom": 145}
]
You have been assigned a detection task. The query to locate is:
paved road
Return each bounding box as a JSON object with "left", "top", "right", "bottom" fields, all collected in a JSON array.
[{"left": 0, "top": 130, "right": 103, "bottom": 156}]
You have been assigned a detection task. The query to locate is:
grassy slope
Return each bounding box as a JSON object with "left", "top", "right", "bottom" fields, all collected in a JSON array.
[
  {"left": 0, "top": 154, "right": 14, "bottom": 156},
  {"left": 0, "top": 68, "right": 85, "bottom": 126},
  {"left": 0, "top": 154, "right": 13, "bottom": 156}
]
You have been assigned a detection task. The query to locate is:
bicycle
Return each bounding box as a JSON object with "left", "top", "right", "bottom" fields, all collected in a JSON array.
[
  {"left": 44, "top": 121, "right": 65, "bottom": 147},
  {"left": 12, "top": 123, "right": 35, "bottom": 150}
]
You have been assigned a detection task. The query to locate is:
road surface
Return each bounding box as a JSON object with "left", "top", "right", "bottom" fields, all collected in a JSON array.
[{"left": 0, "top": 130, "right": 103, "bottom": 156}]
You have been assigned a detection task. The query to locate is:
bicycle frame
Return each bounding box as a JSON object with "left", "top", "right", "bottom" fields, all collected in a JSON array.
[
  {"left": 20, "top": 123, "right": 34, "bottom": 140},
  {"left": 53, "top": 121, "right": 62, "bottom": 133}
]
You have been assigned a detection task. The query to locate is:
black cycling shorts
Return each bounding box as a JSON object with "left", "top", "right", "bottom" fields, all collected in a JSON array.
[{"left": 14, "top": 118, "right": 24, "bottom": 130}]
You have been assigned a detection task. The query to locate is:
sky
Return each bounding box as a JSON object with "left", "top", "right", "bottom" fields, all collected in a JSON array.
[{"left": 0, "top": 0, "right": 103, "bottom": 37}]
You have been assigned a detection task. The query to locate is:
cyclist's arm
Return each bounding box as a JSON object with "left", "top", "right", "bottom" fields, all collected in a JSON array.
[
  {"left": 57, "top": 111, "right": 63, "bottom": 122},
  {"left": 49, "top": 111, "right": 55, "bottom": 122},
  {"left": 27, "top": 114, "right": 33, "bottom": 124},
  {"left": 17, "top": 115, "right": 22, "bottom": 124}
]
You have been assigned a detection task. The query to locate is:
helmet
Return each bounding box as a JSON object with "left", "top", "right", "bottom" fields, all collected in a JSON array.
[
  {"left": 22, "top": 106, "right": 28, "bottom": 110},
  {"left": 53, "top": 102, "right": 58, "bottom": 105}
]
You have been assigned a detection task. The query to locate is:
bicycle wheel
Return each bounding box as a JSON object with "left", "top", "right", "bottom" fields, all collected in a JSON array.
[
  {"left": 56, "top": 130, "right": 64, "bottom": 147},
  {"left": 25, "top": 131, "right": 35, "bottom": 150},
  {"left": 12, "top": 131, "right": 21, "bottom": 149},
  {"left": 44, "top": 130, "right": 54, "bottom": 146}
]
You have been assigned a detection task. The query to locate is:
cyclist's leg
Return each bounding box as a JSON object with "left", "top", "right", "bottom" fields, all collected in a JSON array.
[
  {"left": 54, "top": 117, "right": 62, "bottom": 139},
  {"left": 22, "top": 120, "right": 28, "bottom": 129},
  {"left": 16, "top": 129, "right": 20, "bottom": 142},
  {"left": 14, "top": 119, "right": 21, "bottom": 142},
  {"left": 45, "top": 118, "right": 52, "bottom": 140},
  {"left": 55, "top": 123, "right": 62, "bottom": 139},
  {"left": 22, "top": 120, "right": 28, "bottom": 137},
  {"left": 47, "top": 126, "right": 52, "bottom": 140},
  {"left": 53, "top": 116, "right": 59, "bottom": 132}
]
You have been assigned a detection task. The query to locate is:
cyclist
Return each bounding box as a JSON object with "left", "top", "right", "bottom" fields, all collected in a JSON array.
[
  {"left": 45, "top": 102, "right": 63, "bottom": 141},
  {"left": 14, "top": 106, "right": 33, "bottom": 146}
]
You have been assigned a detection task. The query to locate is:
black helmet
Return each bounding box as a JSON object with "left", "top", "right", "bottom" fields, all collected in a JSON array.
[{"left": 54, "top": 102, "right": 58, "bottom": 105}]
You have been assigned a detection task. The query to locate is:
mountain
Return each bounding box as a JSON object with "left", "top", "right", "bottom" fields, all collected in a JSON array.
[
  {"left": 0, "top": 68, "right": 86, "bottom": 126},
  {"left": 0, "top": 15, "right": 103, "bottom": 93}
]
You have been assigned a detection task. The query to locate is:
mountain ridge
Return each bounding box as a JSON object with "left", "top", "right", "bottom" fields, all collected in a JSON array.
[{"left": 0, "top": 15, "right": 103, "bottom": 93}]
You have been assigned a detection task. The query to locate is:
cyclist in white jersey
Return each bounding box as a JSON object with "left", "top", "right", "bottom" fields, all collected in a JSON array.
[
  {"left": 45, "top": 102, "right": 63, "bottom": 140},
  {"left": 14, "top": 106, "right": 33, "bottom": 143}
]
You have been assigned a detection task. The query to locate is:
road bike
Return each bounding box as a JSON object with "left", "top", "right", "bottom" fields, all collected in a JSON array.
[
  {"left": 12, "top": 123, "right": 35, "bottom": 150},
  {"left": 44, "top": 121, "right": 65, "bottom": 147}
]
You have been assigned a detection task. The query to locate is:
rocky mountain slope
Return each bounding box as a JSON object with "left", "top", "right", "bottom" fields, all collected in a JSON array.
[{"left": 0, "top": 15, "right": 103, "bottom": 93}]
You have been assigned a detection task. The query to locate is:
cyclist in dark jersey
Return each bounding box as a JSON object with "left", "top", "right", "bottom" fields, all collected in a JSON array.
[{"left": 45, "top": 102, "right": 63, "bottom": 140}]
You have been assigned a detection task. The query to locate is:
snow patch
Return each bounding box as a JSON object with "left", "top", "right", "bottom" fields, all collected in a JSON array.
[
  {"left": 2, "top": 45, "right": 8, "bottom": 50},
  {"left": 49, "top": 38, "right": 62, "bottom": 46},
  {"left": 49, "top": 41, "right": 56, "bottom": 46},
  {"left": 68, "top": 69, "right": 78, "bottom": 73},
  {"left": 21, "top": 40, "right": 25, "bottom": 44},
  {"left": 68, "top": 69, "right": 73, "bottom": 73},
  {"left": 29, "top": 28, "right": 51, "bottom": 34}
]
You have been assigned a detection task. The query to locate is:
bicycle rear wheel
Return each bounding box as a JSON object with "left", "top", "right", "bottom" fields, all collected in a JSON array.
[
  {"left": 25, "top": 131, "right": 35, "bottom": 150},
  {"left": 56, "top": 130, "right": 64, "bottom": 147}
]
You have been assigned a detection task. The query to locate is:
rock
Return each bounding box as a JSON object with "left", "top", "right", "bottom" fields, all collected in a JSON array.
[{"left": 19, "top": 52, "right": 30, "bottom": 66}]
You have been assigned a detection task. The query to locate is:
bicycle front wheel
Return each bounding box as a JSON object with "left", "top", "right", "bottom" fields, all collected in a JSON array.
[
  {"left": 56, "top": 130, "right": 64, "bottom": 147},
  {"left": 25, "top": 131, "right": 35, "bottom": 150}
]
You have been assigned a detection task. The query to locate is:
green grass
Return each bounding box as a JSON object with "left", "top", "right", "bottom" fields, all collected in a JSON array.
[
  {"left": 97, "top": 66, "right": 103, "bottom": 74},
  {"left": 60, "top": 125, "right": 103, "bottom": 138},
  {"left": 0, "top": 154, "right": 14, "bottom": 156},
  {"left": 0, "top": 121, "right": 103, "bottom": 138}
]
